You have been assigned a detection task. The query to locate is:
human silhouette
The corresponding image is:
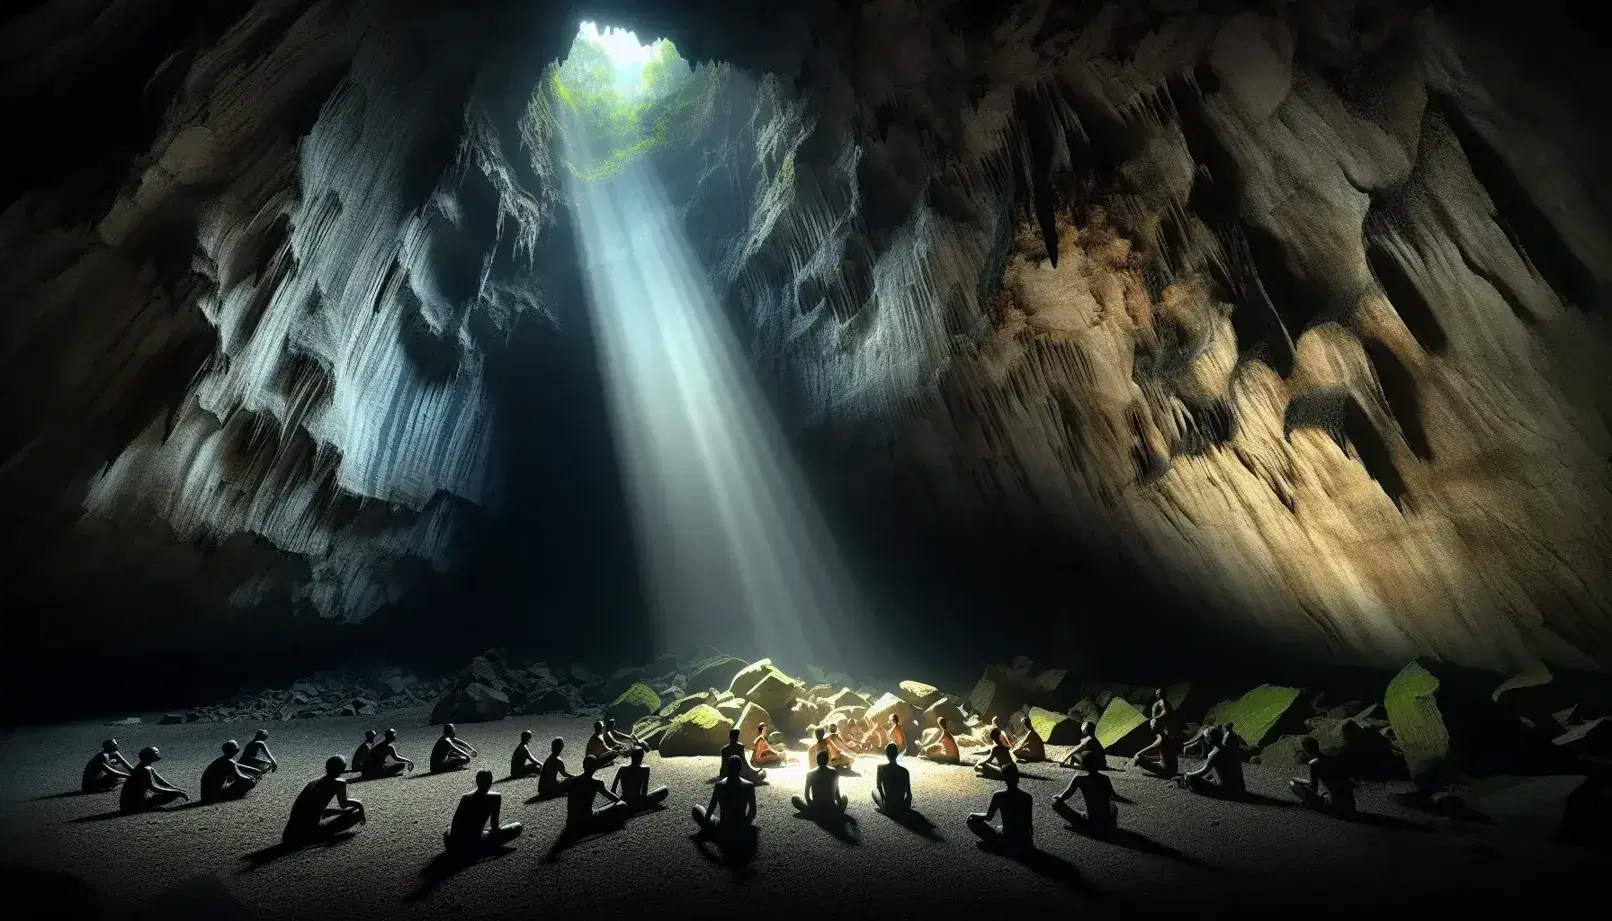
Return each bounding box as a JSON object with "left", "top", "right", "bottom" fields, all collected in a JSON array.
[
  {"left": 1060, "top": 721, "right": 1105, "bottom": 770},
  {"left": 1149, "top": 688, "right": 1175, "bottom": 733},
  {"left": 751, "top": 722, "right": 786, "bottom": 767},
  {"left": 872, "top": 742, "right": 912, "bottom": 812},
  {"left": 792, "top": 749, "right": 849, "bottom": 817},
  {"left": 1052, "top": 752, "right": 1117, "bottom": 835},
  {"left": 603, "top": 717, "right": 643, "bottom": 751},
  {"left": 694, "top": 754, "right": 756, "bottom": 838},
  {"left": 611, "top": 746, "right": 669, "bottom": 812},
  {"left": 1012, "top": 716, "right": 1046, "bottom": 762},
  {"left": 562, "top": 755, "right": 628, "bottom": 839},
  {"left": 82, "top": 739, "right": 135, "bottom": 793},
  {"left": 240, "top": 730, "right": 279, "bottom": 773},
  {"left": 720, "top": 727, "right": 766, "bottom": 782},
  {"left": 363, "top": 728, "right": 414, "bottom": 779},
  {"left": 975, "top": 727, "right": 1016, "bottom": 779},
  {"left": 1288, "top": 736, "right": 1355, "bottom": 815},
  {"left": 537, "top": 738, "right": 573, "bottom": 799},
  {"left": 349, "top": 730, "right": 378, "bottom": 775},
  {"left": 511, "top": 730, "right": 540, "bottom": 778},
  {"left": 443, "top": 769, "right": 522, "bottom": 852},
  {"left": 1132, "top": 716, "right": 1180, "bottom": 778},
  {"left": 921, "top": 716, "right": 960, "bottom": 763},
  {"left": 1180, "top": 726, "right": 1245, "bottom": 797},
  {"left": 968, "top": 762, "right": 1033, "bottom": 853},
  {"left": 430, "top": 724, "right": 477, "bottom": 773},
  {"left": 990, "top": 716, "right": 1015, "bottom": 750},
  {"left": 120, "top": 746, "right": 188, "bottom": 812},
  {"left": 200, "top": 740, "right": 263, "bottom": 803},
  {"left": 805, "top": 726, "right": 853, "bottom": 770},
  {"left": 283, "top": 756, "right": 365, "bottom": 845},
  {"left": 585, "top": 720, "right": 624, "bottom": 768}
]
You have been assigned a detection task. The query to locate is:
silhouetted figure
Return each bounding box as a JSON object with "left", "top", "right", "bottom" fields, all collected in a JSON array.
[
  {"left": 991, "top": 716, "right": 1015, "bottom": 750},
  {"left": 611, "top": 746, "right": 669, "bottom": 812},
  {"left": 872, "top": 742, "right": 912, "bottom": 812},
  {"left": 805, "top": 726, "right": 853, "bottom": 770},
  {"left": 349, "top": 730, "right": 377, "bottom": 775},
  {"left": 363, "top": 728, "right": 414, "bottom": 778},
  {"left": 921, "top": 716, "right": 960, "bottom": 763},
  {"left": 694, "top": 755, "right": 756, "bottom": 838},
  {"left": 444, "top": 769, "right": 522, "bottom": 853},
  {"left": 430, "top": 724, "right": 477, "bottom": 773},
  {"left": 792, "top": 749, "right": 848, "bottom": 817},
  {"left": 751, "top": 722, "right": 786, "bottom": 767},
  {"left": 1013, "top": 716, "right": 1046, "bottom": 763},
  {"left": 201, "top": 740, "right": 263, "bottom": 803},
  {"left": 240, "top": 730, "right": 279, "bottom": 774},
  {"left": 283, "top": 756, "right": 365, "bottom": 845},
  {"left": 511, "top": 730, "right": 540, "bottom": 778},
  {"left": 1132, "top": 717, "right": 1180, "bottom": 778},
  {"left": 563, "top": 755, "right": 628, "bottom": 839},
  {"left": 603, "top": 717, "right": 642, "bottom": 752},
  {"left": 1150, "top": 688, "right": 1175, "bottom": 734},
  {"left": 1180, "top": 727, "right": 1245, "bottom": 797},
  {"left": 585, "top": 720, "right": 623, "bottom": 768},
  {"left": 1184, "top": 722, "right": 1249, "bottom": 759},
  {"left": 720, "top": 726, "right": 767, "bottom": 782},
  {"left": 537, "top": 738, "right": 573, "bottom": 799},
  {"left": 121, "top": 746, "right": 188, "bottom": 812},
  {"left": 975, "top": 727, "right": 1016, "bottom": 779},
  {"left": 968, "top": 762, "right": 1032, "bottom": 853},
  {"left": 1060, "top": 721, "right": 1105, "bottom": 770},
  {"left": 82, "top": 739, "right": 134, "bottom": 793},
  {"left": 1052, "top": 752, "right": 1117, "bottom": 835},
  {"left": 1288, "top": 737, "right": 1355, "bottom": 815}
]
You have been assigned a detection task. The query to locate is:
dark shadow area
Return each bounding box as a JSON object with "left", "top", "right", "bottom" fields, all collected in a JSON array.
[
  {"left": 406, "top": 845, "right": 517, "bottom": 902},
  {"left": 69, "top": 810, "right": 149, "bottom": 823},
  {"left": 543, "top": 818, "right": 628, "bottom": 862},
  {"left": 692, "top": 826, "right": 759, "bottom": 877},
  {"left": 33, "top": 790, "right": 100, "bottom": 801},
  {"left": 525, "top": 790, "right": 565, "bottom": 805},
  {"left": 791, "top": 808, "right": 862, "bottom": 845},
  {"left": 976, "top": 842, "right": 1105, "bottom": 897},
  {"left": 0, "top": 863, "right": 102, "bottom": 916},
  {"left": 1339, "top": 810, "right": 1437, "bottom": 833},
  {"left": 1364, "top": 229, "right": 1449, "bottom": 354},
  {"left": 876, "top": 806, "right": 942, "bottom": 840},
  {"left": 1360, "top": 337, "right": 1432, "bottom": 460},
  {"left": 239, "top": 832, "right": 356, "bottom": 872},
  {"left": 127, "top": 874, "right": 247, "bottom": 921},
  {"left": 1062, "top": 821, "right": 1233, "bottom": 875},
  {"left": 1283, "top": 387, "right": 1409, "bottom": 505}
]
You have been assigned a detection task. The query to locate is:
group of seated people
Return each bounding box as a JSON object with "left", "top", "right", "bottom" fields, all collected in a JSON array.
[{"left": 84, "top": 731, "right": 282, "bottom": 812}]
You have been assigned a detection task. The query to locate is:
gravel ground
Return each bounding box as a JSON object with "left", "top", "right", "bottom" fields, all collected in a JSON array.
[{"left": 2, "top": 708, "right": 1607, "bottom": 919}]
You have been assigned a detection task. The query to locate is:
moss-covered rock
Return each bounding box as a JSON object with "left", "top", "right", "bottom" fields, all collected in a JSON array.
[
  {"left": 1254, "top": 734, "right": 1312, "bottom": 774},
  {"left": 968, "top": 666, "right": 1042, "bottom": 723},
  {"left": 632, "top": 715, "right": 665, "bottom": 739},
  {"left": 897, "top": 680, "right": 942, "bottom": 710},
  {"left": 606, "top": 682, "right": 662, "bottom": 725},
  {"left": 1027, "top": 705, "right": 1081, "bottom": 745},
  {"left": 1386, "top": 660, "right": 1459, "bottom": 785},
  {"left": 658, "top": 704, "right": 733, "bottom": 757},
  {"left": 1387, "top": 658, "right": 1551, "bottom": 786},
  {"left": 684, "top": 656, "right": 748, "bottom": 696},
  {"left": 658, "top": 691, "right": 711, "bottom": 719},
  {"left": 601, "top": 666, "right": 647, "bottom": 702},
  {"left": 1215, "top": 685, "right": 1306, "bottom": 747},
  {"left": 727, "top": 660, "right": 804, "bottom": 719},
  {"left": 715, "top": 697, "right": 747, "bottom": 721},
  {"left": 1096, "top": 697, "right": 1151, "bottom": 755}
]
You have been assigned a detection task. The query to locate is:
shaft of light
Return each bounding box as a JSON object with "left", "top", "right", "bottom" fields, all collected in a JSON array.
[{"left": 563, "top": 109, "right": 864, "bottom": 672}]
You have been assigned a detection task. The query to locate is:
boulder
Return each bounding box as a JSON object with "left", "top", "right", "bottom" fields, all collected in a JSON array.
[
  {"left": 736, "top": 702, "right": 772, "bottom": 742},
  {"left": 1066, "top": 697, "right": 1104, "bottom": 726},
  {"left": 1214, "top": 685, "right": 1306, "bottom": 747},
  {"left": 602, "top": 667, "right": 647, "bottom": 702},
  {"left": 453, "top": 656, "right": 506, "bottom": 692},
  {"left": 658, "top": 704, "right": 734, "bottom": 757},
  {"left": 1203, "top": 697, "right": 1238, "bottom": 725},
  {"left": 788, "top": 697, "right": 830, "bottom": 732},
  {"left": 968, "top": 666, "right": 1043, "bottom": 723},
  {"left": 658, "top": 692, "right": 712, "bottom": 719},
  {"left": 568, "top": 664, "right": 604, "bottom": 688},
  {"left": 1254, "top": 734, "right": 1312, "bottom": 773},
  {"left": 350, "top": 697, "right": 379, "bottom": 716},
  {"left": 684, "top": 656, "right": 748, "bottom": 697},
  {"left": 642, "top": 725, "right": 669, "bottom": 749},
  {"left": 1386, "top": 658, "right": 1544, "bottom": 786},
  {"left": 430, "top": 682, "right": 510, "bottom": 724},
  {"left": 527, "top": 663, "right": 554, "bottom": 683},
  {"left": 632, "top": 715, "right": 665, "bottom": 740},
  {"left": 647, "top": 653, "right": 679, "bottom": 678},
  {"left": 1303, "top": 716, "right": 1405, "bottom": 779},
  {"left": 822, "top": 707, "right": 866, "bottom": 731},
  {"left": 1454, "top": 774, "right": 1610, "bottom": 844},
  {"left": 825, "top": 688, "right": 871, "bottom": 713},
  {"left": 715, "top": 698, "right": 747, "bottom": 721},
  {"left": 606, "top": 683, "right": 662, "bottom": 725},
  {"left": 1010, "top": 655, "right": 1034, "bottom": 674},
  {"left": 1096, "top": 697, "right": 1152, "bottom": 756},
  {"left": 921, "top": 697, "right": 969, "bottom": 731},
  {"left": 1032, "top": 669, "right": 1082, "bottom": 709},
  {"left": 897, "top": 680, "right": 943, "bottom": 710},
  {"left": 159, "top": 713, "right": 185, "bottom": 725},
  {"left": 1082, "top": 682, "right": 1133, "bottom": 710},
  {"left": 1027, "top": 706, "right": 1081, "bottom": 745},
  {"left": 866, "top": 692, "right": 914, "bottom": 728},
  {"left": 732, "top": 666, "right": 804, "bottom": 719},
  {"left": 1493, "top": 667, "right": 1578, "bottom": 725},
  {"left": 529, "top": 684, "right": 585, "bottom": 714},
  {"left": 807, "top": 683, "right": 833, "bottom": 698}
]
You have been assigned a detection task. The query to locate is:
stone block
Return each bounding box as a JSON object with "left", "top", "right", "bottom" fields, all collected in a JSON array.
[
  {"left": 1096, "top": 697, "right": 1151, "bottom": 756},
  {"left": 1214, "top": 684, "right": 1306, "bottom": 747},
  {"left": 1027, "top": 706, "right": 1081, "bottom": 745},
  {"left": 658, "top": 704, "right": 732, "bottom": 757},
  {"left": 605, "top": 682, "right": 662, "bottom": 725}
]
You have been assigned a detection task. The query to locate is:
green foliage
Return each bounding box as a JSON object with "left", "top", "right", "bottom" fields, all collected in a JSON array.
[{"left": 548, "top": 29, "right": 701, "bottom": 183}]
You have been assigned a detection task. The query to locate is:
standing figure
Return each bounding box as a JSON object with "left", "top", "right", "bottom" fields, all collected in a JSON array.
[
  {"left": 120, "top": 746, "right": 188, "bottom": 813},
  {"left": 511, "top": 730, "right": 540, "bottom": 778},
  {"left": 82, "top": 740, "right": 135, "bottom": 793},
  {"left": 283, "top": 756, "right": 365, "bottom": 845},
  {"left": 443, "top": 769, "right": 522, "bottom": 853},
  {"left": 239, "top": 730, "right": 279, "bottom": 774},
  {"left": 872, "top": 743, "right": 912, "bottom": 813},
  {"left": 610, "top": 746, "right": 670, "bottom": 812},
  {"left": 362, "top": 728, "right": 415, "bottom": 779},
  {"left": 200, "top": 740, "right": 264, "bottom": 803},
  {"left": 968, "top": 762, "right": 1033, "bottom": 853},
  {"left": 430, "top": 724, "right": 477, "bottom": 773}
]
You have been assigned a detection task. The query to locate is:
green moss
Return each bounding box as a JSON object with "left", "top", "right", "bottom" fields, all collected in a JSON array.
[
  {"left": 1027, "top": 706, "right": 1080, "bottom": 745},
  {"left": 1214, "top": 685, "right": 1303, "bottom": 747},
  {"left": 610, "top": 682, "right": 662, "bottom": 713},
  {"left": 1096, "top": 697, "right": 1147, "bottom": 750},
  {"left": 674, "top": 703, "right": 727, "bottom": 732},
  {"left": 1385, "top": 660, "right": 1450, "bottom": 783},
  {"left": 632, "top": 715, "right": 665, "bottom": 738}
]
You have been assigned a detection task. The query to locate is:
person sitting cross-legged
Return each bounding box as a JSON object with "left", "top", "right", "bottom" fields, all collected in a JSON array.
[
  {"left": 968, "top": 762, "right": 1033, "bottom": 854},
  {"left": 1179, "top": 726, "right": 1245, "bottom": 798},
  {"left": 561, "top": 755, "right": 629, "bottom": 840},
  {"left": 974, "top": 727, "right": 1016, "bottom": 779},
  {"left": 871, "top": 742, "right": 912, "bottom": 813},
  {"left": 751, "top": 722, "right": 787, "bottom": 768},
  {"left": 442, "top": 769, "right": 522, "bottom": 854},
  {"left": 792, "top": 749, "right": 849, "bottom": 818},
  {"left": 283, "top": 756, "right": 365, "bottom": 846},
  {"left": 1052, "top": 751, "right": 1117, "bottom": 835},
  {"left": 921, "top": 716, "right": 961, "bottom": 764},
  {"left": 719, "top": 727, "right": 766, "bottom": 782},
  {"left": 430, "top": 724, "right": 477, "bottom": 774},
  {"left": 1012, "top": 716, "right": 1046, "bottom": 763},
  {"left": 1288, "top": 736, "right": 1355, "bottom": 816},
  {"left": 200, "top": 740, "right": 264, "bottom": 803},
  {"left": 610, "top": 746, "right": 669, "bottom": 813},
  {"left": 694, "top": 754, "right": 756, "bottom": 840}
]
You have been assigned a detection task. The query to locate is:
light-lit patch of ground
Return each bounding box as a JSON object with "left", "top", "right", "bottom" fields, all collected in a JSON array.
[{"left": 1, "top": 708, "right": 1607, "bottom": 919}]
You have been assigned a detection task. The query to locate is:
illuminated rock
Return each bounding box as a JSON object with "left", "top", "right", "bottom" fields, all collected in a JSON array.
[
  {"left": 897, "top": 680, "right": 942, "bottom": 710},
  {"left": 606, "top": 683, "right": 662, "bottom": 725},
  {"left": 1096, "top": 697, "right": 1151, "bottom": 756},
  {"left": 1027, "top": 706, "right": 1081, "bottom": 746},
  {"left": 968, "top": 666, "right": 1041, "bottom": 724},
  {"left": 866, "top": 692, "right": 914, "bottom": 728},
  {"left": 1214, "top": 685, "right": 1307, "bottom": 748},
  {"left": 921, "top": 697, "right": 969, "bottom": 732},
  {"left": 685, "top": 656, "right": 747, "bottom": 697},
  {"left": 657, "top": 704, "right": 732, "bottom": 757},
  {"left": 735, "top": 701, "right": 772, "bottom": 743}
]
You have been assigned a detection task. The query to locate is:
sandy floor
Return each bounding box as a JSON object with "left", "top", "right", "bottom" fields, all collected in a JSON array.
[{"left": 1, "top": 708, "right": 1607, "bottom": 919}]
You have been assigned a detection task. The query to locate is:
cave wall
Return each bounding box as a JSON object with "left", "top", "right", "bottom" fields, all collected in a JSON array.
[{"left": 2, "top": 0, "right": 1609, "bottom": 682}]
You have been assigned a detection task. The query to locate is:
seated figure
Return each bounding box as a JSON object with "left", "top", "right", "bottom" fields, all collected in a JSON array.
[
  {"left": 585, "top": 721, "right": 624, "bottom": 768},
  {"left": 284, "top": 756, "right": 365, "bottom": 845},
  {"left": 349, "top": 730, "right": 377, "bottom": 775},
  {"left": 562, "top": 755, "right": 629, "bottom": 840},
  {"left": 719, "top": 727, "right": 766, "bottom": 782},
  {"left": 872, "top": 742, "right": 912, "bottom": 813},
  {"left": 1060, "top": 721, "right": 1105, "bottom": 770},
  {"left": 1012, "top": 716, "right": 1046, "bottom": 763},
  {"left": 240, "top": 730, "right": 279, "bottom": 773},
  {"left": 805, "top": 727, "right": 853, "bottom": 770},
  {"left": 430, "top": 724, "right": 477, "bottom": 773},
  {"left": 828, "top": 721, "right": 859, "bottom": 756},
  {"left": 990, "top": 716, "right": 1015, "bottom": 750},
  {"left": 694, "top": 755, "right": 756, "bottom": 839},
  {"left": 1180, "top": 726, "right": 1245, "bottom": 797},
  {"left": 886, "top": 713, "right": 908, "bottom": 755},
  {"left": 362, "top": 728, "right": 415, "bottom": 779},
  {"left": 200, "top": 740, "right": 264, "bottom": 803},
  {"left": 858, "top": 718, "right": 887, "bottom": 753},
  {"left": 751, "top": 722, "right": 787, "bottom": 768},
  {"left": 974, "top": 728, "right": 1016, "bottom": 779},
  {"left": 1132, "top": 717, "right": 1180, "bottom": 778},
  {"left": 967, "top": 762, "right": 1033, "bottom": 853},
  {"left": 82, "top": 739, "right": 135, "bottom": 793},
  {"left": 511, "top": 730, "right": 540, "bottom": 778},
  {"left": 604, "top": 718, "right": 643, "bottom": 752},
  {"left": 792, "top": 749, "right": 848, "bottom": 817},
  {"left": 1052, "top": 751, "right": 1117, "bottom": 835},
  {"left": 610, "top": 746, "right": 669, "bottom": 812},
  {"left": 537, "top": 738, "right": 573, "bottom": 799},
  {"left": 443, "top": 769, "right": 522, "bottom": 853},
  {"left": 921, "top": 716, "right": 961, "bottom": 764},
  {"left": 120, "top": 746, "right": 188, "bottom": 812},
  {"left": 1288, "top": 736, "right": 1356, "bottom": 815}
]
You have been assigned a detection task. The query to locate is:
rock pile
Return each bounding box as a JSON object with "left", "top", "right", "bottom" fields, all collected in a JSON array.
[{"left": 174, "top": 668, "right": 451, "bottom": 723}]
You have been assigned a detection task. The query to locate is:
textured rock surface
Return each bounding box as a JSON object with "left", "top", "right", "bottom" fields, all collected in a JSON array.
[{"left": 3, "top": 0, "right": 1610, "bottom": 676}]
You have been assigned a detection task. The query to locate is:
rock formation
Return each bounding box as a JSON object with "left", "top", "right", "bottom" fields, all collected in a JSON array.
[{"left": 2, "top": 0, "right": 1610, "bottom": 682}]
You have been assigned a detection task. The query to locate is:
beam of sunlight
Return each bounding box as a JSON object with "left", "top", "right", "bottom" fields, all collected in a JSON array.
[{"left": 561, "top": 102, "right": 869, "bottom": 673}]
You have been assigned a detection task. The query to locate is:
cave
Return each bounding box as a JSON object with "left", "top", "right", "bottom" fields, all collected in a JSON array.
[{"left": 3, "top": 1, "right": 1612, "bottom": 917}]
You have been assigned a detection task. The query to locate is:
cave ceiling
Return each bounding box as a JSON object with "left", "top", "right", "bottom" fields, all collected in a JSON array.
[{"left": 2, "top": 0, "right": 1610, "bottom": 671}]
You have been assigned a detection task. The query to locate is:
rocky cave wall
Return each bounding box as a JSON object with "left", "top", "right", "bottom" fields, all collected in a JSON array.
[{"left": 2, "top": 0, "right": 1610, "bottom": 679}]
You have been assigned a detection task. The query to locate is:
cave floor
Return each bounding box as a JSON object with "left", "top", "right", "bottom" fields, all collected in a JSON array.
[{"left": 2, "top": 708, "right": 1607, "bottom": 919}]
